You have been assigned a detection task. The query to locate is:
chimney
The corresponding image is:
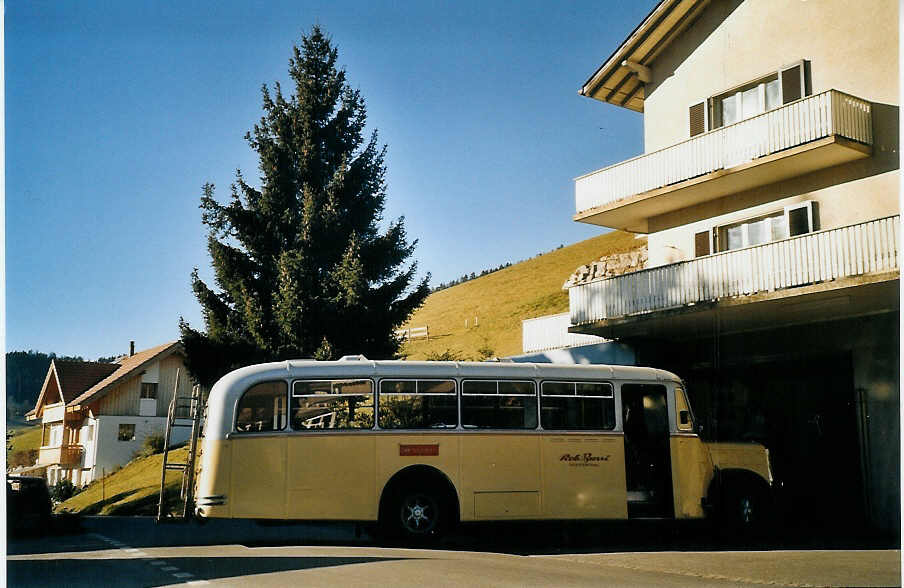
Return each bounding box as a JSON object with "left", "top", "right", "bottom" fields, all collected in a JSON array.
[{"left": 129, "top": 341, "right": 135, "bottom": 357}]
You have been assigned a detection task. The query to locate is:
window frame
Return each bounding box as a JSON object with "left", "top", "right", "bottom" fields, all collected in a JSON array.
[
  {"left": 290, "top": 378, "right": 376, "bottom": 431},
  {"left": 700, "top": 60, "right": 810, "bottom": 134},
  {"left": 674, "top": 385, "right": 696, "bottom": 432},
  {"left": 377, "top": 378, "right": 458, "bottom": 430},
  {"left": 140, "top": 382, "right": 158, "bottom": 400},
  {"left": 713, "top": 200, "right": 817, "bottom": 253},
  {"left": 233, "top": 380, "right": 289, "bottom": 434},
  {"left": 117, "top": 423, "right": 136, "bottom": 442},
  {"left": 460, "top": 379, "right": 539, "bottom": 430},
  {"left": 539, "top": 380, "right": 616, "bottom": 431}
]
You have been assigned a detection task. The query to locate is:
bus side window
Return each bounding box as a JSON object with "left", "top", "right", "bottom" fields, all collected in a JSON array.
[
  {"left": 378, "top": 379, "right": 457, "bottom": 429},
  {"left": 461, "top": 380, "right": 537, "bottom": 429},
  {"left": 675, "top": 386, "right": 694, "bottom": 432},
  {"left": 291, "top": 379, "right": 374, "bottom": 430},
  {"left": 541, "top": 381, "right": 615, "bottom": 430},
  {"left": 235, "top": 381, "right": 287, "bottom": 433}
]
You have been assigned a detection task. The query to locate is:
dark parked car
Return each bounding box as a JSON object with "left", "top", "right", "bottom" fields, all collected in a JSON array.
[{"left": 7, "top": 475, "right": 52, "bottom": 536}]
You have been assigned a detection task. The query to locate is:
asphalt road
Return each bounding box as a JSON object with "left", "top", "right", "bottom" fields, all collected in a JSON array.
[{"left": 7, "top": 517, "right": 901, "bottom": 587}]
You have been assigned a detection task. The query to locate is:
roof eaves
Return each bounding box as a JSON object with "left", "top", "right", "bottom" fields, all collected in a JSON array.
[
  {"left": 580, "top": 0, "right": 671, "bottom": 96},
  {"left": 32, "top": 361, "right": 59, "bottom": 417},
  {"left": 580, "top": 0, "right": 709, "bottom": 111}
]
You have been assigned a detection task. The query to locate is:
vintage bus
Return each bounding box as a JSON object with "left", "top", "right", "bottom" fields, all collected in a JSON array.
[{"left": 193, "top": 357, "right": 773, "bottom": 539}]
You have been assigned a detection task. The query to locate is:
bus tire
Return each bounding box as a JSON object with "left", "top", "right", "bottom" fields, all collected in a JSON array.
[
  {"left": 382, "top": 484, "right": 448, "bottom": 543},
  {"left": 721, "top": 479, "right": 770, "bottom": 537}
]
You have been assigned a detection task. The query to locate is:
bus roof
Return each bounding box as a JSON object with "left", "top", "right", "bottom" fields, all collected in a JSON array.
[{"left": 219, "top": 358, "right": 679, "bottom": 385}]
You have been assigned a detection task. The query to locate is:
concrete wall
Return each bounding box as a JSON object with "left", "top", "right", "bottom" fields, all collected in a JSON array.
[
  {"left": 509, "top": 341, "right": 636, "bottom": 366},
  {"left": 639, "top": 0, "right": 899, "bottom": 267}
]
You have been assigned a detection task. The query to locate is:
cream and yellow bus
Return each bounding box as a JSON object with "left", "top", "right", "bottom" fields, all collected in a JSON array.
[{"left": 194, "top": 357, "right": 773, "bottom": 540}]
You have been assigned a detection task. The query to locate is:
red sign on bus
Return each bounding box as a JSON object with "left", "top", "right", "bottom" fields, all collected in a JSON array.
[{"left": 399, "top": 444, "right": 439, "bottom": 456}]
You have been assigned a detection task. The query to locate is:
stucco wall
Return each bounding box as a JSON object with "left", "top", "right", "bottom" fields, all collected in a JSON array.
[
  {"left": 644, "top": 0, "right": 898, "bottom": 152},
  {"left": 638, "top": 0, "right": 899, "bottom": 267}
]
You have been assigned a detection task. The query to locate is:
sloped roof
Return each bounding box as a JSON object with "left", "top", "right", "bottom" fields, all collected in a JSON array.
[
  {"left": 68, "top": 341, "right": 183, "bottom": 408},
  {"left": 580, "top": 0, "right": 710, "bottom": 111},
  {"left": 31, "top": 359, "right": 119, "bottom": 417},
  {"left": 53, "top": 361, "right": 120, "bottom": 403}
]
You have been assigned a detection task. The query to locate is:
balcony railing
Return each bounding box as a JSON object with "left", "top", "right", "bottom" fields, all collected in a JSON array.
[
  {"left": 522, "top": 312, "right": 605, "bottom": 353},
  {"left": 569, "top": 216, "right": 899, "bottom": 325},
  {"left": 575, "top": 90, "right": 873, "bottom": 215},
  {"left": 38, "top": 445, "right": 83, "bottom": 466}
]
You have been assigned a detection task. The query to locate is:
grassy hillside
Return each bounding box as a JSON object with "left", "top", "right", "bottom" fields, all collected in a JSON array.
[
  {"left": 7, "top": 425, "right": 41, "bottom": 455},
  {"left": 57, "top": 447, "right": 189, "bottom": 515},
  {"left": 402, "top": 230, "right": 644, "bottom": 360}
]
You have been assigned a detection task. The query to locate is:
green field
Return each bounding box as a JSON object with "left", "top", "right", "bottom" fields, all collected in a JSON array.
[
  {"left": 56, "top": 447, "right": 190, "bottom": 515},
  {"left": 7, "top": 424, "right": 42, "bottom": 456},
  {"left": 401, "top": 230, "right": 643, "bottom": 360}
]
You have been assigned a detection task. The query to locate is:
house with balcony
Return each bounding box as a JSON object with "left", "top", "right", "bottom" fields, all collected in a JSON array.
[
  {"left": 27, "top": 341, "right": 193, "bottom": 486},
  {"left": 567, "top": 0, "right": 898, "bottom": 532}
]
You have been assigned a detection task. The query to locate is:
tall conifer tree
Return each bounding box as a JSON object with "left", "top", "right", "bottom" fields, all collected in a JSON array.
[{"left": 180, "top": 27, "right": 429, "bottom": 387}]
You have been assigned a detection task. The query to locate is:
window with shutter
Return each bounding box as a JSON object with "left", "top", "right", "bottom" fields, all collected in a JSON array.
[
  {"left": 780, "top": 63, "right": 803, "bottom": 104},
  {"left": 694, "top": 230, "right": 711, "bottom": 257},
  {"left": 785, "top": 201, "right": 817, "bottom": 236},
  {"left": 705, "top": 60, "right": 810, "bottom": 129},
  {"left": 689, "top": 102, "right": 706, "bottom": 137}
]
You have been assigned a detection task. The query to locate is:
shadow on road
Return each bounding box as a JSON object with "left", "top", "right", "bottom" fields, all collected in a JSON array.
[
  {"left": 8, "top": 555, "right": 409, "bottom": 588},
  {"left": 8, "top": 514, "right": 899, "bottom": 557}
]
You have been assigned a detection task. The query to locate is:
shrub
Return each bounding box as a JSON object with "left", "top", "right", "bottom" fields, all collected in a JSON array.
[
  {"left": 425, "top": 349, "right": 467, "bottom": 361},
  {"left": 50, "top": 479, "right": 78, "bottom": 503},
  {"left": 476, "top": 339, "right": 496, "bottom": 361},
  {"left": 135, "top": 431, "right": 166, "bottom": 458}
]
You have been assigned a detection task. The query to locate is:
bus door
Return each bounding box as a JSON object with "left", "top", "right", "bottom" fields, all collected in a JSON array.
[
  {"left": 621, "top": 383, "right": 673, "bottom": 518},
  {"left": 669, "top": 385, "right": 712, "bottom": 519}
]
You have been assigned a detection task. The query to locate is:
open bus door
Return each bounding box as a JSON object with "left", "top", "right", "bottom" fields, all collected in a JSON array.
[{"left": 622, "top": 384, "right": 674, "bottom": 518}]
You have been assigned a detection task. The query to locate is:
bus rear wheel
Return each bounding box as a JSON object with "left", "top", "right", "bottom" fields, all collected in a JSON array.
[{"left": 386, "top": 486, "right": 447, "bottom": 542}]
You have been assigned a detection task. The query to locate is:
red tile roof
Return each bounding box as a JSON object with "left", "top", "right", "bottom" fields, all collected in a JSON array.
[
  {"left": 68, "top": 341, "right": 183, "bottom": 407},
  {"left": 53, "top": 361, "right": 119, "bottom": 403}
]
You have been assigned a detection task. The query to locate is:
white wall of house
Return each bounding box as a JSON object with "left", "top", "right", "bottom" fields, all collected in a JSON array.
[
  {"left": 637, "top": 0, "right": 898, "bottom": 268},
  {"left": 42, "top": 403, "right": 65, "bottom": 424},
  {"left": 86, "top": 415, "right": 190, "bottom": 484},
  {"left": 643, "top": 0, "right": 897, "bottom": 153}
]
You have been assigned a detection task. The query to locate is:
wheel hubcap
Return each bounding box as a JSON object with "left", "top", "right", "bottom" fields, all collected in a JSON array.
[
  {"left": 740, "top": 497, "right": 754, "bottom": 523},
  {"left": 403, "top": 495, "right": 435, "bottom": 532}
]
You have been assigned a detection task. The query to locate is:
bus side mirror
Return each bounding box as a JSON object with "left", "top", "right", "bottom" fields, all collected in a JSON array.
[{"left": 679, "top": 410, "right": 690, "bottom": 425}]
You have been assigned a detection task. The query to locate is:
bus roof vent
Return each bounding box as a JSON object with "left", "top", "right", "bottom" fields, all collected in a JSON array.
[{"left": 338, "top": 354, "right": 368, "bottom": 361}]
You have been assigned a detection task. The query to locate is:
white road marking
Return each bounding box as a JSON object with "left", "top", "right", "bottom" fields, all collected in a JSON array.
[{"left": 88, "top": 532, "right": 209, "bottom": 584}]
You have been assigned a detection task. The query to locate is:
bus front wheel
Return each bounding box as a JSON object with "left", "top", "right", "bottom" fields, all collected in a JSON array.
[{"left": 721, "top": 483, "right": 770, "bottom": 536}]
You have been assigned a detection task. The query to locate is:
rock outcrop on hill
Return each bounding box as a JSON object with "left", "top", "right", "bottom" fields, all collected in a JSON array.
[{"left": 563, "top": 246, "right": 648, "bottom": 288}]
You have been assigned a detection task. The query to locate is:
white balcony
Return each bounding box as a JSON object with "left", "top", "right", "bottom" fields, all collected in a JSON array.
[
  {"left": 522, "top": 313, "right": 605, "bottom": 353},
  {"left": 569, "top": 216, "right": 899, "bottom": 333},
  {"left": 38, "top": 444, "right": 83, "bottom": 467},
  {"left": 575, "top": 90, "right": 873, "bottom": 232}
]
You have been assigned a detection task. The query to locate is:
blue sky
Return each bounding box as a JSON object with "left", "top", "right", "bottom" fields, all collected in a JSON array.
[{"left": 6, "top": 0, "right": 654, "bottom": 360}]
